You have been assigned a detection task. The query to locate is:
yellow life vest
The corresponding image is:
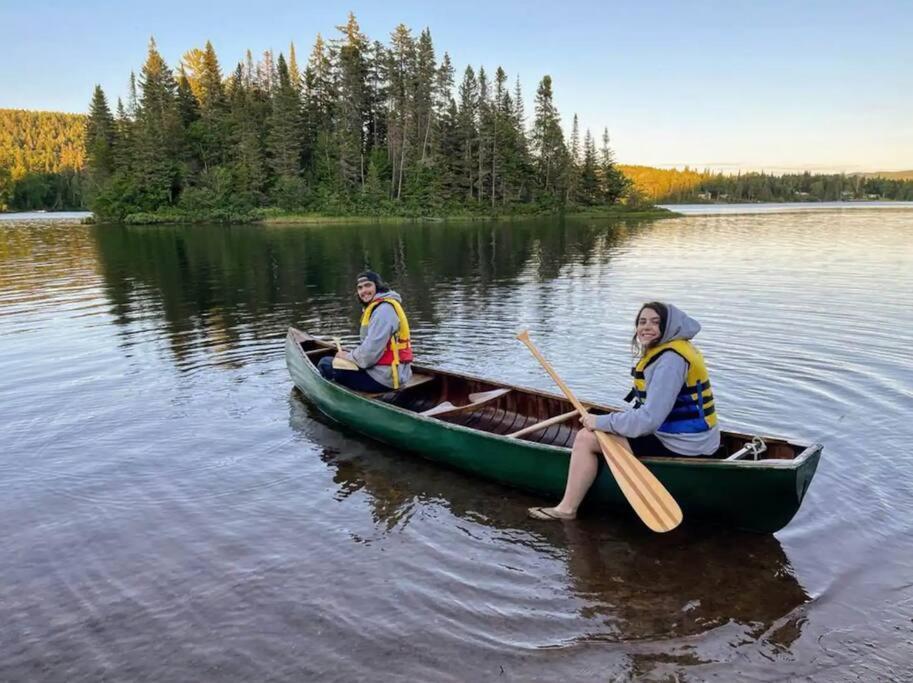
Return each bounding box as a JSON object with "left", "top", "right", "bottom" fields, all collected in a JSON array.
[
  {"left": 360, "top": 298, "right": 413, "bottom": 389},
  {"left": 630, "top": 339, "right": 717, "bottom": 434}
]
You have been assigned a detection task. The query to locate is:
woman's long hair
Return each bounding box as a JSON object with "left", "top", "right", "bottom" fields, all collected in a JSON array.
[{"left": 630, "top": 301, "right": 669, "bottom": 357}]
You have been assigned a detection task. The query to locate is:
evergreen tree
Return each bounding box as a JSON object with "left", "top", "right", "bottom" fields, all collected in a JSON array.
[
  {"left": 567, "top": 113, "right": 580, "bottom": 202},
  {"left": 457, "top": 66, "right": 478, "bottom": 200},
  {"left": 334, "top": 12, "right": 370, "bottom": 192},
  {"left": 599, "top": 128, "right": 627, "bottom": 203},
  {"left": 267, "top": 53, "right": 303, "bottom": 179},
  {"left": 133, "top": 37, "right": 183, "bottom": 207},
  {"left": 288, "top": 42, "right": 301, "bottom": 92},
  {"left": 228, "top": 64, "right": 268, "bottom": 200},
  {"left": 579, "top": 129, "right": 599, "bottom": 204},
  {"left": 85, "top": 85, "right": 116, "bottom": 191},
  {"left": 531, "top": 75, "right": 566, "bottom": 199},
  {"left": 386, "top": 24, "right": 416, "bottom": 199}
]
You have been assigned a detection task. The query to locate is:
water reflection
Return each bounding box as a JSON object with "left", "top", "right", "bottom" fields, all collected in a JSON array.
[
  {"left": 290, "top": 390, "right": 809, "bottom": 647},
  {"left": 90, "top": 219, "right": 639, "bottom": 362}
]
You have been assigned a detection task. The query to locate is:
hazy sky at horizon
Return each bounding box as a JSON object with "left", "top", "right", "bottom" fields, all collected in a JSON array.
[{"left": 2, "top": 0, "right": 911, "bottom": 172}]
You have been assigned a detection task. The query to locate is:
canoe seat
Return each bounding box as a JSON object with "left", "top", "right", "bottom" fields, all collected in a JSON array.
[
  {"left": 421, "top": 388, "right": 511, "bottom": 418},
  {"left": 358, "top": 372, "right": 435, "bottom": 398}
]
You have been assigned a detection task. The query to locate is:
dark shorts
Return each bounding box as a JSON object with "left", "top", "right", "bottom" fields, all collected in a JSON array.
[
  {"left": 626, "top": 433, "right": 687, "bottom": 457},
  {"left": 317, "top": 356, "right": 389, "bottom": 393},
  {"left": 625, "top": 433, "right": 726, "bottom": 458}
]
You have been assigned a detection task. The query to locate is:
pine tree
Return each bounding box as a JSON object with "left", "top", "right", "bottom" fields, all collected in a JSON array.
[
  {"left": 334, "top": 12, "right": 370, "bottom": 192},
  {"left": 85, "top": 85, "right": 116, "bottom": 190},
  {"left": 176, "top": 67, "right": 200, "bottom": 128},
  {"left": 386, "top": 24, "right": 416, "bottom": 199},
  {"left": 227, "top": 64, "right": 267, "bottom": 199},
  {"left": 531, "top": 75, "right": 566, "bottom": 199},
  {"left": 476, "top": 66, "right": 488, "bottom": 203},
  {"left": 457, "top": 66, "right": 478, "bottom": 200},
  {"left": 288, "top": 42, "right": 301, "bottom": 92},
  {"left": 567, "top": 113, "right": 580, "bottom": 202},
  {"left": 134, "top": 37, "right": 183, "bottom": 206},
  {"left": 579, "top": 129, "right": 599, "bottom": 204},
  {"left": 267, "top": 53, "right": 303, "bottom": 178},
  {"left": 600, "top": 128, "right": 628, "bottom": 203}
]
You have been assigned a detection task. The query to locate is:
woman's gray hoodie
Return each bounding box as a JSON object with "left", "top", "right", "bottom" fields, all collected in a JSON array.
[
  {"left": 593, "top": 304, "right": 720, "bottom": 456},
  {"left": 350, "top": 290, "right": 413, "bottom": 389}
]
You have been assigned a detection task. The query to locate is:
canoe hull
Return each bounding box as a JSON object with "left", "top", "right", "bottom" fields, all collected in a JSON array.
[{"left": 286, "top": 329, "right": 820, "bottom": 534}]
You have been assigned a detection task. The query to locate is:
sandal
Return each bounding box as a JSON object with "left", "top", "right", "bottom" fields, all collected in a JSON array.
[{"left": 527, "top": 506, "right": 576, "bottom": 521}]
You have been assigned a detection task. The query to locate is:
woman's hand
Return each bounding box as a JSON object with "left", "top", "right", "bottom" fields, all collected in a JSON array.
[{"left": 579, "top": 414, "right": 598, "bottom": 431}]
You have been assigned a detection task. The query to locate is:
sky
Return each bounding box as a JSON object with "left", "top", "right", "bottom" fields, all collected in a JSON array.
[{"left": 2, "top": 0, "right": 911, "bottom": 173}]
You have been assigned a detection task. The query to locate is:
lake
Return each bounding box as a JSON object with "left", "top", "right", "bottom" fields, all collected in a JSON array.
[{"left": 2, "top": 209, "right": 912, "bottom": 680}]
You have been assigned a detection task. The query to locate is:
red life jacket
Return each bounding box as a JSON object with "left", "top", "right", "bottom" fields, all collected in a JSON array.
[{"left": 360, "top": 298, "right": 413, "bottom": 383}]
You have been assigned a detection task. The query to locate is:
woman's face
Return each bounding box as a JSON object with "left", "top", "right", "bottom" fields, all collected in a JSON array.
[{"left": 636, "top": 307, "right": 663, "bottom": 346}]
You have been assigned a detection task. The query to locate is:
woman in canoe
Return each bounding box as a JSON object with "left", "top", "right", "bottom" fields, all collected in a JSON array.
[{"left": 529, "top": 302, "right": 720, "bottom": 521}]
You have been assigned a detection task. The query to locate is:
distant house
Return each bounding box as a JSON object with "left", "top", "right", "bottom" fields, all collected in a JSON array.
[
  {"left": 867, "top": 193, "right": 881, "bottom": 200},
  {"left": 696, "top": 191, "right": 712, "bottom": 200}
]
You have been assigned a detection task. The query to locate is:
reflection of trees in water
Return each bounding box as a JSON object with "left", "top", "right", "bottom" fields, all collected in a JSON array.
[
  {"left": 91, "top": 219, "right": 644, "bottom": 364},
  {"left": 0, "top": 224, "right": 99, "bottom": 294},
  {"left": 288, "top": 390, "right": 809, "bottom": 647}
]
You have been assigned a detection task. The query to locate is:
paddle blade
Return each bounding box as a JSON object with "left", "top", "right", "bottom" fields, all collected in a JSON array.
[
  {"left": 515, "top": 329, "right": 530, "bottom": 343},
  {"left": 596, "top": 432, "right": 683, "bottom": 532},
  {"left": 332, "top": 357, "right": 359, "bottom": 371}
]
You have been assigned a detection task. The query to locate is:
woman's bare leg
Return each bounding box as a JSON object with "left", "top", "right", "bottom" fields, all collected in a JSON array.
[{"left": 552, "top": 429, "right": 602, "bottom": 517}]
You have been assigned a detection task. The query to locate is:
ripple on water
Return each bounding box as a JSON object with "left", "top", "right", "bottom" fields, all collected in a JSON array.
[{"left": 2, "top": 214, "right": 913, "bottom": 680}]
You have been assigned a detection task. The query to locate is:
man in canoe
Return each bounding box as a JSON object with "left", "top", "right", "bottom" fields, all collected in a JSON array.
[
  {"left": 317, "top": 270, "right": 413, "bottom": 393},
  {"left": 529, "top": 302, "right": 720, "bottom": 521}
]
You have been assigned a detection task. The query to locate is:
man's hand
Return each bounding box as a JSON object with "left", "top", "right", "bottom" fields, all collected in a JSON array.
[{"left": 334, "top": 350, "right": 353, "bottom": 360}]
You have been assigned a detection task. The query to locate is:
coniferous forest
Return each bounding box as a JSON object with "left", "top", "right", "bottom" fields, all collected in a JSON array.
[
  {"left": 0, "top": 110, "right": 85, "bottom": 210},
  {"left": 78, "top": 15, "right": 630, "bottom": 222},
  {"left": 2, "top": 14, "right": 912, "bottom": 216}
]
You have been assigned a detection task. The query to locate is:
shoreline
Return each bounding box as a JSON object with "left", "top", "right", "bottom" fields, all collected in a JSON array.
[{"left": 6, "top": 199, "right": 913, "bottom": 224}]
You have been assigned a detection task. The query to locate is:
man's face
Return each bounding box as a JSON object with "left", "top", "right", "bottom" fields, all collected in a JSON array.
[{"left": 356, "top": 280, "right": 377, "bottom": 304}]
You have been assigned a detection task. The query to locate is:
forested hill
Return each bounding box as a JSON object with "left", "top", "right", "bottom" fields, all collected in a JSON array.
[
  {"left": 0, "top": 109, "right": 85, "bottom": 173},
  {"left": 620, "top": 165, "right": 913, "bottom": 203},
  {"left": 0, "top": 109, "right": 86, "bottom": 211}
]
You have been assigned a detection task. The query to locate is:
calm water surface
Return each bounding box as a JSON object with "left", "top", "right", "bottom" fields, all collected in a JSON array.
[{"left": 2, "top": 211, "right": 912, "bottom": 681}]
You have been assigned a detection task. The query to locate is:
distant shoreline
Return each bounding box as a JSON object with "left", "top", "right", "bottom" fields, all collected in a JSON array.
[{"left": 5, "top": 200, "right": 913, "bottom": 224}]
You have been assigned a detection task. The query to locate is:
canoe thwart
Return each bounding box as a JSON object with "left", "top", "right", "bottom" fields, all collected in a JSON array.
[
  {"left": 358, "top": 372, "right": 436, "bottom": 398},
  {"left": 506, "top": 408, "right": 580, "bottom": 439},
  {"left": 422, "top": 388, "right": 511, "bottom": 419},
  {"left": 421, "top": 401, "right": 457, "bottom": 417}
]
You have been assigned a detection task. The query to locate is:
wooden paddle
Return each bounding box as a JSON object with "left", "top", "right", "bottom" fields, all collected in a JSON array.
[
  {"left": 516, "top": 330, "right": 683, "bottom": 533},
  {"left": 332, "top": 337, "right": 359, "bottom": 371}
]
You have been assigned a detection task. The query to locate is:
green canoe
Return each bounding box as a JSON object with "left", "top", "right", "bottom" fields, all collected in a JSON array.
[{"left": 286, "top": 328, "right": 821, "bottom": 534}]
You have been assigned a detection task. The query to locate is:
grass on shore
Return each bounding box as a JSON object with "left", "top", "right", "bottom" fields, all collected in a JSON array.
[{"left": 116, "top": 204, "right": 680, "bottom": 226}]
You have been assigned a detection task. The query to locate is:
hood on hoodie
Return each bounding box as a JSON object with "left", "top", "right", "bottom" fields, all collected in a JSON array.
[{"left": 657, "top": 303, "right": 702, "bottom": 344}]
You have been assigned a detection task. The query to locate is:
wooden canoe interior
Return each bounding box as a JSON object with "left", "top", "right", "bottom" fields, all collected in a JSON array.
[{"left": 297, "top": 336, "right": 802, "bottom": 461}]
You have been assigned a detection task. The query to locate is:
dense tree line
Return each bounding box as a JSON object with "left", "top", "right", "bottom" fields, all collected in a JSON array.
[
  {"left": 624, "top": 165, "right": 913, "bottom": 203},
  {"left": 0, "top": 109, "right": 86, "bottom": 210},
  {"left": 82, "top": 15, "right": 630, "bottom": 221}
]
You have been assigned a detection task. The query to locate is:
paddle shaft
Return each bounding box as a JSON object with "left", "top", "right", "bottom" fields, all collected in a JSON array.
[{"left": 517, "top": 337, "right": 589, "bottom": 417}]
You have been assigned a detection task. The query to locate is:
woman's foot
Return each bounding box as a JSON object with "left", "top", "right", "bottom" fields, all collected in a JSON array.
[{"left": 527, "top": 506, "right": 576, "bottom": 521}]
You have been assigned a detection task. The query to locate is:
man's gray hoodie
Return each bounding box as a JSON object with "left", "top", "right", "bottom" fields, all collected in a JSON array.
[
  {"left": 350, "top": 290, "right": 413, "bottom": 389},
  {"left": 593, "top": 304, "right": 720, "bottom": 456}
]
